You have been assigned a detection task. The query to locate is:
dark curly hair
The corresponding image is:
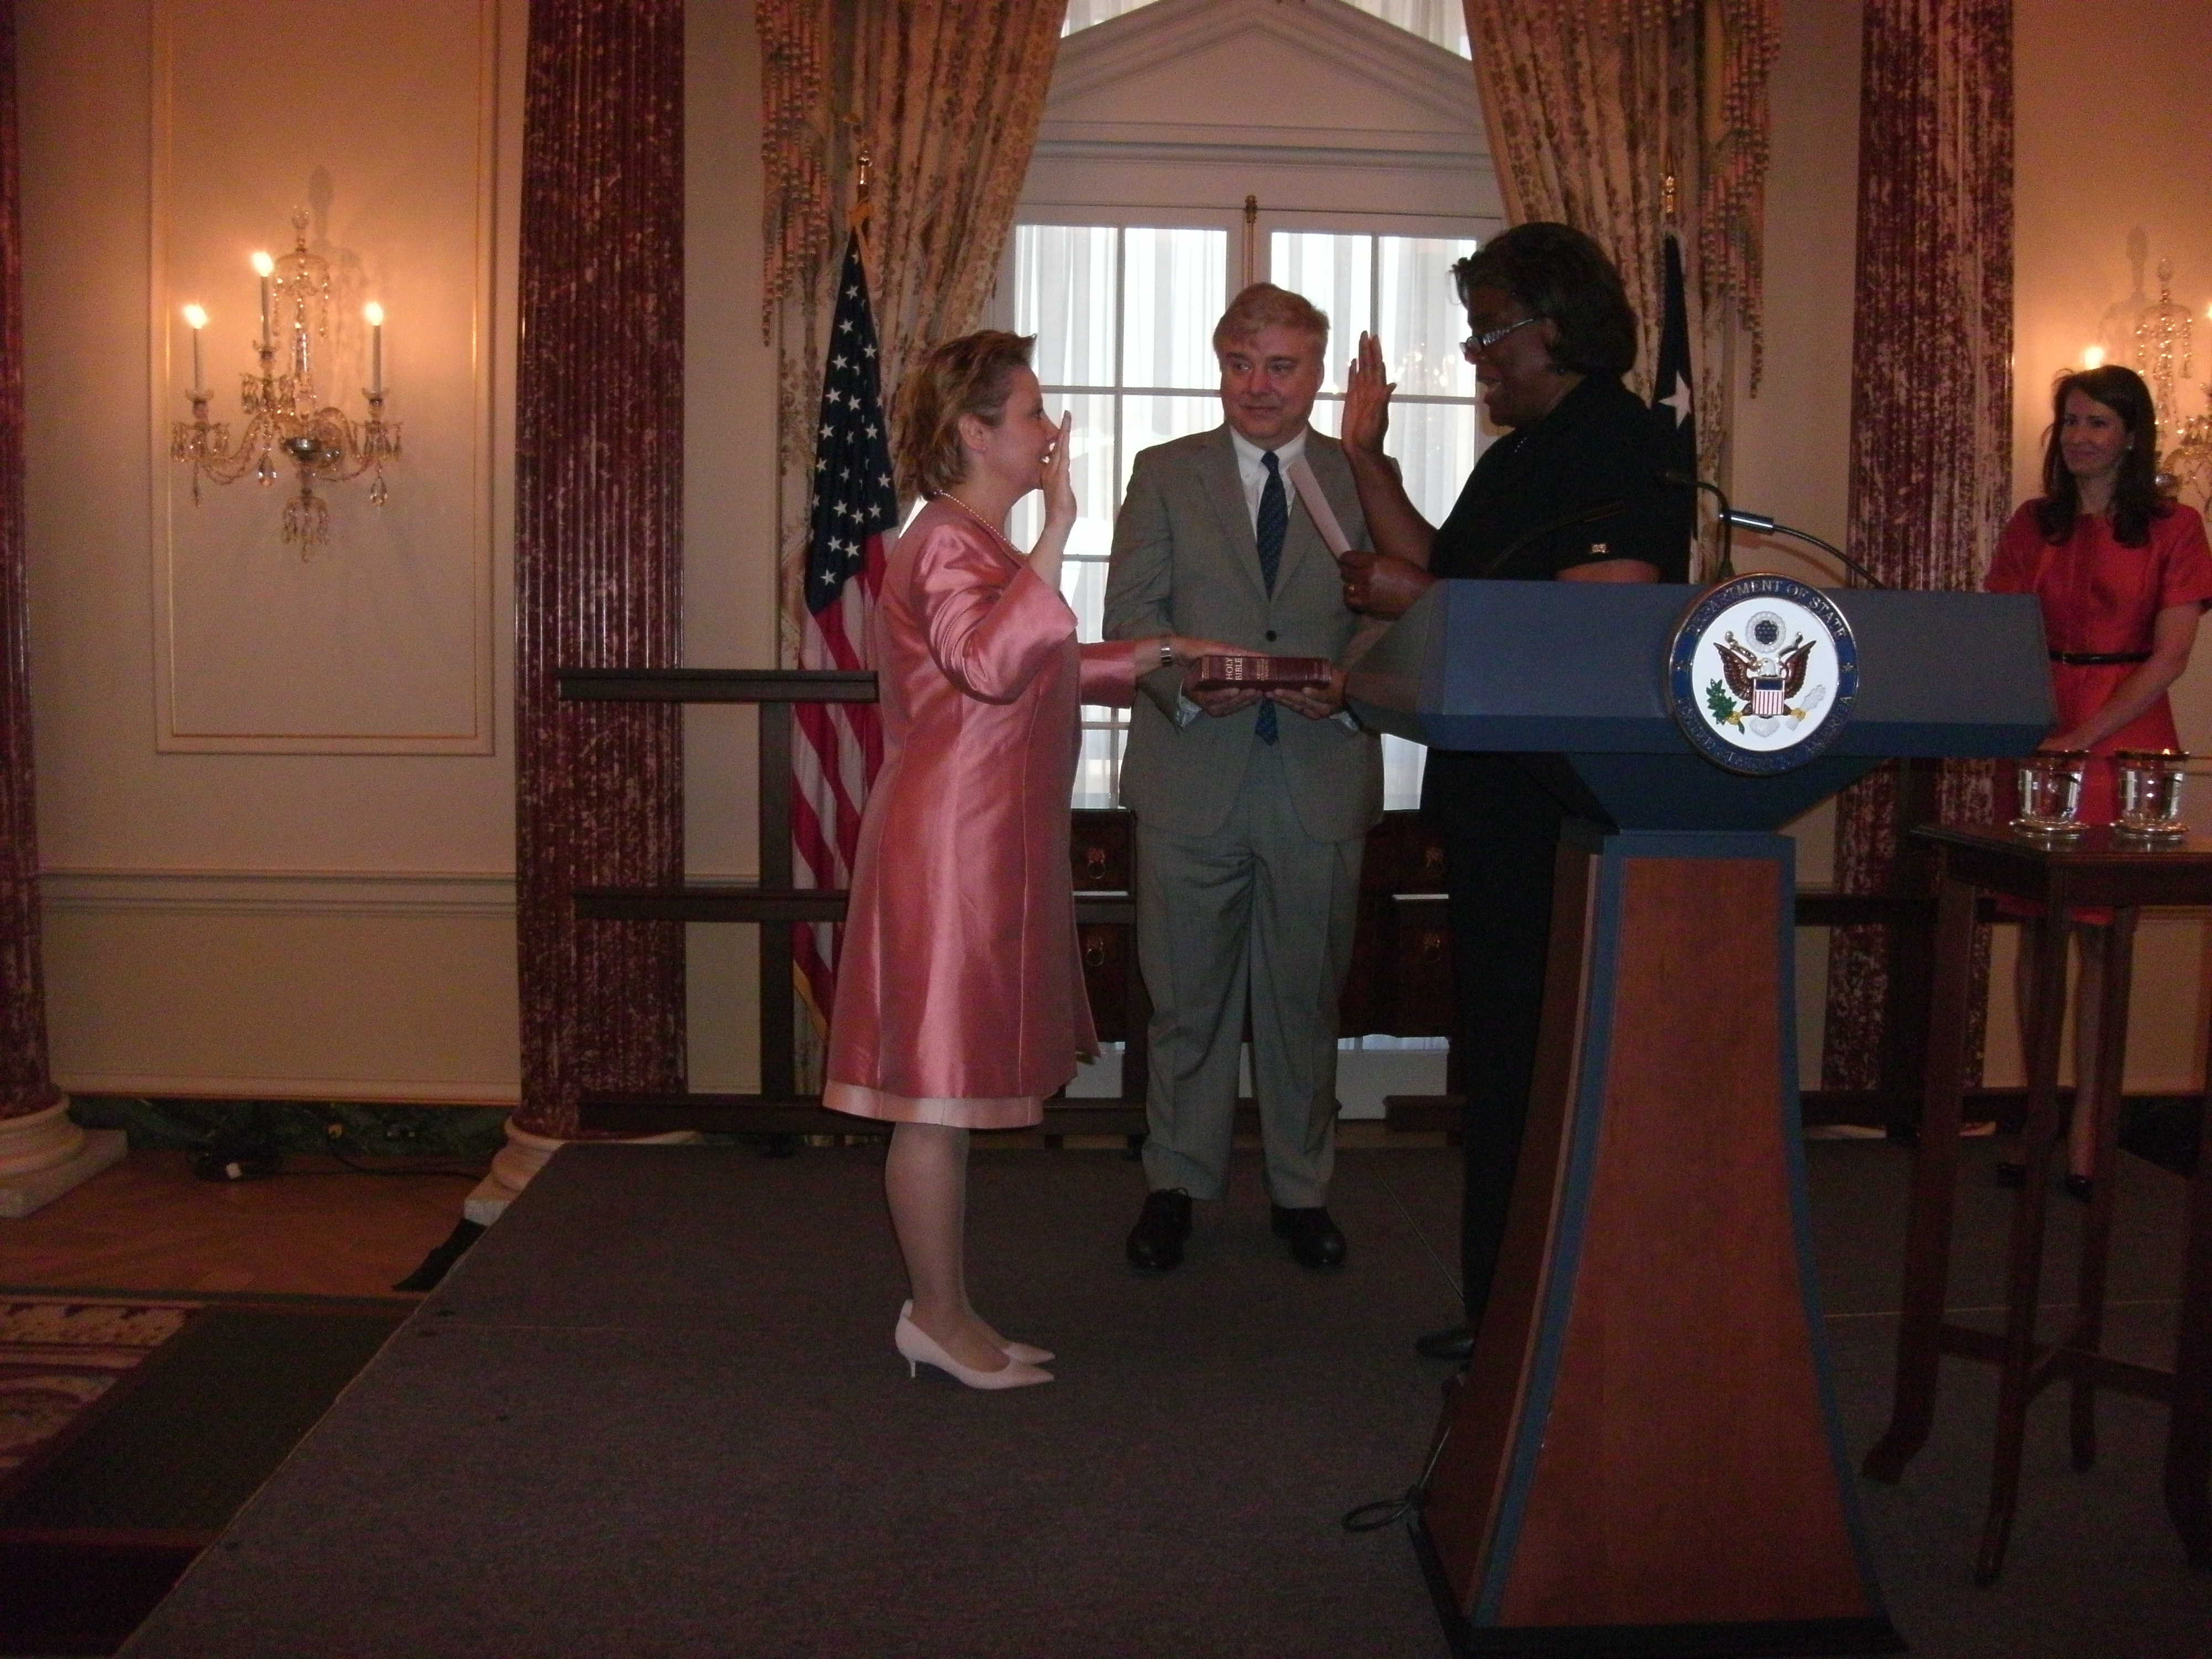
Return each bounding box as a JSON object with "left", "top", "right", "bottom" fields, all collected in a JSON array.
[
  {"left": 2033, "top": 364, "right": 2167, "bottom": 548},
  {"left": 892, "top": 330, "right": 1035, "bottom": 500},
  {"left": 1453, "top": 222, "right": 1639, "bottom": 378}
]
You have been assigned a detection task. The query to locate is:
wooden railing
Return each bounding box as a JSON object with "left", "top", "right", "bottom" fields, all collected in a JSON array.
[{"left": 560, "top": 670, "right": 1951, "bottom": 1138}]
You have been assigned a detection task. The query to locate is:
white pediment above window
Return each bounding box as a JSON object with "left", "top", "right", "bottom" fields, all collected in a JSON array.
[{"left": 1031, "top": 0, "right": 1498, "bottom": 217}]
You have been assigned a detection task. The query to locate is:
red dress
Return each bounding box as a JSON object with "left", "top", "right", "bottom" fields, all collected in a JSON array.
[
  {"left": 824, "top": 500, "right": 1138, "bottom": 1129},
  {"left": 1985, "top": 499, "right": 2212, "bottom": 825}
]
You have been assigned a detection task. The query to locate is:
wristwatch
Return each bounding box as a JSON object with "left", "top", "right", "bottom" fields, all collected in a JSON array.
[{"left": 1159, "top": 637, "right": 1175, "bottom": 670}]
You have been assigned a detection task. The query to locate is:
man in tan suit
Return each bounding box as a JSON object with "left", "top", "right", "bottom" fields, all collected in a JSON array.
[{"left": 1103, "top": 284, "right": 1382, "bottom": 1272}]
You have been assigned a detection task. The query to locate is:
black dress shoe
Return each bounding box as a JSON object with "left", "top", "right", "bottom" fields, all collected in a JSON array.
[
  {"left": 1995, "top": 1159, "right": 2027, "bottom": 1188},
  {"left": 1270, "top": 1203, "right": 1347, "bottom": 1270},
  {"left": 1416, "top": 1322, "right": 1474, "bottom": 1362},
  {"left": 1126, "top": 1188, "right": 1192, "bottom": 1272},
  {"left": 2064, "top": 1172, "right": 2094, "bottom": 1204}
]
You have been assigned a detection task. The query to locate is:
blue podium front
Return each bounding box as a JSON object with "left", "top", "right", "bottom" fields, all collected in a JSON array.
[{"left": 1347, "top": 578, "right": 2049, "bottom": 1658}]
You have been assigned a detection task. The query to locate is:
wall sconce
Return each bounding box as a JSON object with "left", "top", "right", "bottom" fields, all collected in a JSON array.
[{"left": 170, "top": 209, "right": 401, "bottom": 550}]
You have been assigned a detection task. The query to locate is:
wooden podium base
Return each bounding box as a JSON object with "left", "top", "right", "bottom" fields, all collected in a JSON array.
[{"left": 1412, "top": 827, "right": 1901, "bottom": 1657}]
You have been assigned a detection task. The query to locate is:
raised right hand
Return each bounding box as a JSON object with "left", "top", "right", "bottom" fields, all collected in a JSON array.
[
  {"left": 1342, "top": 332, "right": 1394, "bottom": 460},
  {"left": 1040, "top": 411, "right": 1077, "bottom": 533}
]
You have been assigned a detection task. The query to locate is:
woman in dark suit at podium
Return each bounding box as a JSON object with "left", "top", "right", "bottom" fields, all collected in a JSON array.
[{"left": 1336, "top": 222, "right": 1693, "bottom": 1360}]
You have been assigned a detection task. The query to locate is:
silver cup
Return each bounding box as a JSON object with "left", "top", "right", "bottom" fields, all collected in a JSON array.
[
  {"left": 2012, "top": 751, "right": 2089, "bottom": 839},
  {"left": 2114, "top": 749, "right": 2190, "bottom": 839}
]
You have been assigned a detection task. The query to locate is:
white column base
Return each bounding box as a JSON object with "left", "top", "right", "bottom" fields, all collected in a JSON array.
[
  {"left": 464, "top": 1117, "right": 700, "bottom": 1226},
  {"left": 0, "top": 1101, "right": 126, "bottom": 1219}
]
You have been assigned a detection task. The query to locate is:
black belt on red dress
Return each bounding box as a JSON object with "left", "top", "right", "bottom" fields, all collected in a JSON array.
[{"left": 2049, "top": 650, "right": 2152, "bottom": 665}]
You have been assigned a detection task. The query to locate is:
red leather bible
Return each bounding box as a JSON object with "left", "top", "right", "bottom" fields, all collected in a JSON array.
[{"left": 1189, "top": 654, "right": 1333, "bottom": 692}]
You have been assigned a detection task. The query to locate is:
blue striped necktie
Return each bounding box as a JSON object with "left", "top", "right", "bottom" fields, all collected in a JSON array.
[{"left": 1255, "top": 451, "right": 1286, "bottom": 744}]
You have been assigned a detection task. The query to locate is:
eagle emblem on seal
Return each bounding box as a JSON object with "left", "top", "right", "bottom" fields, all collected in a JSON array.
[{"left": 1707, "top": 612, "right": 1828, "bottom": 730}]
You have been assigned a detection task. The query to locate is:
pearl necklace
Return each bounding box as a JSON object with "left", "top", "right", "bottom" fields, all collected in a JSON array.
[{"left": 933, "top": 490, "right": 1020, "bottom": 556}]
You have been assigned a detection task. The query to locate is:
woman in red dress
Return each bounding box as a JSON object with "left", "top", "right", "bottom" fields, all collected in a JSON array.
[
  {"left": 826, "top": 332, "right": 1225, "bottom": 1389},
  {"left": 1985, "top": 364, "right": 2212, "bottom": 1196}
]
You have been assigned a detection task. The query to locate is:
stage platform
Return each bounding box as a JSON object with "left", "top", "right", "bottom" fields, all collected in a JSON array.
[
  {"left": 118, "top": 1139, "right": 2212, "bottom": 1658},
  {"left": 119, "top": 1142, "right": 1464, "bottom": 1658}
]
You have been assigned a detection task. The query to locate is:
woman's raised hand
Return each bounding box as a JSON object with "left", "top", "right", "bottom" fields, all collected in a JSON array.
[
  {"left": 1041, "top": 411, "right": 1077, "bottom": 533},
  {"left": 1341, "top": 331, "right": 1394, "bottom": 460}
]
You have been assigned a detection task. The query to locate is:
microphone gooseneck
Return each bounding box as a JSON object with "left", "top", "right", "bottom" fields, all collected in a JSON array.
[{"left": 1658, "top": 470, "right": 1887, "bottom": 590}]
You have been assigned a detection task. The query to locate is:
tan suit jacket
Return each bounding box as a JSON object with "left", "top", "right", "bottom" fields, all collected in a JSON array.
[{"left": 1103, "top": 425, "right": 1383, "bottom": 843}]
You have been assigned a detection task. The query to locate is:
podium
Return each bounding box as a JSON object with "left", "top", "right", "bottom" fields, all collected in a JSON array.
[{"left": 1347, "top": 578, "right": 2051, "bottom": 1658}]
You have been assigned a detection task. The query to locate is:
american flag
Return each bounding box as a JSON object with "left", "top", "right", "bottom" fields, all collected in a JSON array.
[{"left": 794, "top": 232, "right": 899, "bottom": 1031}]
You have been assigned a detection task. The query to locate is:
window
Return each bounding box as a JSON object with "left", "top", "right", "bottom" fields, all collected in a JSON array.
[
  {"left": 1005, "top": 219, "right": 1485, "bottom": 809},
  {"left": 1064, "top": 0, "right": 1470, "bottom": 58}
]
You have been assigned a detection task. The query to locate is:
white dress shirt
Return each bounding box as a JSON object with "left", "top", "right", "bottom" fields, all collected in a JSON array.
[{"left": 1228, "top": 425, "right": 1308, "bottom": 530}]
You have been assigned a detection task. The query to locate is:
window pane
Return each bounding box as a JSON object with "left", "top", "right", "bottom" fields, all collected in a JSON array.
[
  {"left": 1269, "top": 232, "right": 1371, "bottom": 393},
  {"left": 1072, "top": 723, "right": 1123, "bottom": 808},
  {"left": 1381, "top": 735, "right": 1427, "bottom": 810},
  {"left": 1120, "top": 394, "right": 1220, "bottom": 493},
  {"left": 1063, "top": 0, "right": 1159, "bottom": 31},
  {"left": 1349, "top": 0, "right": 1469, "bottom": 55},
  {"left": 1065, "top": 0, "right": 1469, "bottom": 56},
  {"left": 1122, "top": 228, "right": 1227, "bottom": 389},
  {"left": 1379, "top": 236, "right": 1480, "bottom": 398},
  {"left": 1387, "top": 399, "right": 1484, "bottom": 527},
  {"left": 1015, "top": 225, "right": 1117, "bottom": 390}
]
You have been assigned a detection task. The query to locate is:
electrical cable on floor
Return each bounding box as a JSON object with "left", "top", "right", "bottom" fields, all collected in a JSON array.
[{"left": 1341, "top": 1425, "right": 1452, "bottom": 1533}]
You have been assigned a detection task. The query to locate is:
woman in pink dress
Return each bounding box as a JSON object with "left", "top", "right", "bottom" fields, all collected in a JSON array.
[
  {"left": 1985, "top": 364, "right": 2212, "bottom": 1197},
  {"left": 825, "top": 331, "right": 1226, "bottom": 1390}
]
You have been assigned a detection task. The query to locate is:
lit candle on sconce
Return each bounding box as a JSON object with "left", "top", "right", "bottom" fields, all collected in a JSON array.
[
  {"left": 2082, "top": 345, "right": 2106, "bottom": 370},
  {"left": 364, "top": 302, "right": 385, "bottom": 396},
  {"left": 251, "top": 251, "right": 274, "bottom": 347},
  {"left": 181, "top": 304, "right": 207, "bottom": 392}
]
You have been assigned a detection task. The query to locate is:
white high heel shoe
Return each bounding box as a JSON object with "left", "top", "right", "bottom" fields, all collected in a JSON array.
[
  {"left": 894, "top": 1306, "right": 1052, "bottom": 1390},
  {"left": 900, "top": 1301, "right": 1053, "bottom": 1366}
]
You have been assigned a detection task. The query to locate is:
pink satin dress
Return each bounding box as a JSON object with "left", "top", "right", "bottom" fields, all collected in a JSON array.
[{"left": 824, "top": 499, "right": 1139, "bottom": 1129}]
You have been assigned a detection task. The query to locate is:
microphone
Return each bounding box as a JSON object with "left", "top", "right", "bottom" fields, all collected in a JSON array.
[{"left": 1658, "top": 469, "right": 1887, "bottom": 589}]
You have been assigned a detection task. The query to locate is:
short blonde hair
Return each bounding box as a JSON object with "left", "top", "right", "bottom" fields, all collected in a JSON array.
[
  {"left": 892, "top": 330, "right": 1035, "bottom": 499},
  {"left": 1212, "top": 283, "right": 1329, "bottom": 355}
]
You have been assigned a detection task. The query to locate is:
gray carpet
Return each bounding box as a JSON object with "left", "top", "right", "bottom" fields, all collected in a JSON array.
[{"left": 118, "top": 1139, "right": 2212, "bottom": 1657}]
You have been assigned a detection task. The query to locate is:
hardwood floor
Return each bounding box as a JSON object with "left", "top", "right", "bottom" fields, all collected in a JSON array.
[{"left": 0, "top": 1151, "right": 476, "bottom": 1300}]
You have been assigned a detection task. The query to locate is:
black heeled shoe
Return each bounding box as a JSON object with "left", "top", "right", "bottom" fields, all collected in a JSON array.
[
  {"left": 2063, "top": 1172, "right": 2094, "bottom": 1204},
  {"left": 1995, "top": 1159, "right": 2027, "bottom": 1189}
]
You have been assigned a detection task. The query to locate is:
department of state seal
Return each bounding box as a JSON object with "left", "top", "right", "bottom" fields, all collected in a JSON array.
[{"left": 1667, "top": 574, "right": 1859, "bottom": 774}]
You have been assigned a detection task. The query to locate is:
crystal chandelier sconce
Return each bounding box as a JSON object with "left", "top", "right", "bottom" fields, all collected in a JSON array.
[{"left": 169, "top": 210, "right": 401, "bottom": 550}]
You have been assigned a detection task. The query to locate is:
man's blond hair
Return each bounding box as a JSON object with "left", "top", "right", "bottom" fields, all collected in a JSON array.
[{"left": 1212, "top": 283, "right": 1329, "bottom": 355}]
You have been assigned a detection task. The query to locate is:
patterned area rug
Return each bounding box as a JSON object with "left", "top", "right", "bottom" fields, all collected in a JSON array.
[{"left": 0, "top": 1297, "right": 200, "bottom": 1496}]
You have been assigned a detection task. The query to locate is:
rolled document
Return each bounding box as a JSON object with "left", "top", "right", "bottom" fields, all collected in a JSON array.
[
  {"left": 1285, "top": 455, "right": 1353, "bottom": 555},
  {"left": 1287, "top": 453, "right": 1390, "bottom": 669}
]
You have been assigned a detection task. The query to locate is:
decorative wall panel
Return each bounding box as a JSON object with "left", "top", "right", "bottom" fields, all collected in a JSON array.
[{"left": 149, "top": 0, "right": 495, "bottom": 753}]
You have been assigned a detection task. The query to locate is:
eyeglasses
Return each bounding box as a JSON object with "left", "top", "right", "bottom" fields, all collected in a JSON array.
[{"left": 1460, "top": 315, "right": 1541, "bottom": 360}]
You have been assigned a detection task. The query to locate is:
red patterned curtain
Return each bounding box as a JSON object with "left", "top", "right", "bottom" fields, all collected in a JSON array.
[
  {"left": 513, "top": 0, "right": 686, "bottom": 1136},
  {"left": 0, "top": 0, "right": 59, "bottom": 1123},
  {"left": 1465, "top": 0, "right": 1780, "bottom": 575},
  {"left": 1820, "top": 0, "right": 2013, "bottom": 1092}
]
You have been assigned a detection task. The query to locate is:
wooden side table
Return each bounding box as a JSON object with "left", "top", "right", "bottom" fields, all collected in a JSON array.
[{"left": 1861, "top": 822, "right": 2212, "bottom": 1583}]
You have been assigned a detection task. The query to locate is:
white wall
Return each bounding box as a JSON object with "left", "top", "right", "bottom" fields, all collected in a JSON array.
[{"left": 24, "top": 0, "right": 776, "bottom": 1104}]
